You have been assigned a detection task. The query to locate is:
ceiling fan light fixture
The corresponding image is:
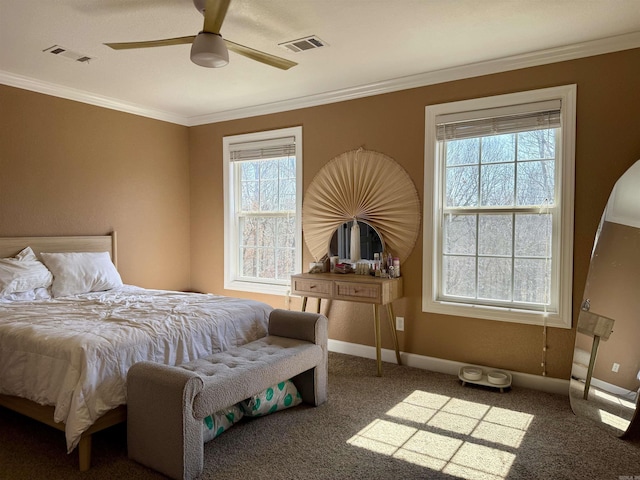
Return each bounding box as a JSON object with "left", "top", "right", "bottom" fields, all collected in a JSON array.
[{"left": 190, "top": 32, "right": 229, "bottom": 68}]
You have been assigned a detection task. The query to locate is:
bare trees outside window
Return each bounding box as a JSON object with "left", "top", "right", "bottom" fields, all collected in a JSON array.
[
  {"left": 423, "top": 86, "right": 576, "bottom": 328},
  {"left": 238, "top": 156, "right": 296, "bottom": 282},
  {"left": 223, "top": 127, "right": 302, "bottom": 295},
  {"left": 443, "top": 129, "right": 555, "bottom": 306}
]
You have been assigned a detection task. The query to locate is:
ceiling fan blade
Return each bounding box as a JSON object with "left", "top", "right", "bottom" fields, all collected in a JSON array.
[
  {"left": 203, "top": 0, "right": 231, "bottom": 34},
  {"left": 105, "top": 36, "right": 196, "bottom": 50},
  {"left": 225, "top": 39, "right": 297, "bottom": 70}
]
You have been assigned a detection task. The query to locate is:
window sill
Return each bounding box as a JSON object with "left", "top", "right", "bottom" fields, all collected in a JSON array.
[
  {"left": 224, "top": 279, "right": 290, "bottom": 297},
  {"left": 422, "top": 297, "right": 571, "bottom": 329}
]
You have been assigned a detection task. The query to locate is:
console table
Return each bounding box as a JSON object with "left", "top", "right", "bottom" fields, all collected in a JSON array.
[{"left": 290, "top": 272, "right": 403, "bottom": 376}]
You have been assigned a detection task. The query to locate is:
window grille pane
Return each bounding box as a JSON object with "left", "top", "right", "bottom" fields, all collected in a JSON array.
[
  {"left": 478, "top": 215, "right": 512, "bottom": 256},
  {"left": 276, "top": 247, "right": 294, "bottom": 281},
  {"left": 443, "top": 256, "right": 476, "bottom": 298},
  {"left": 279, "top": 157, "right": 296, "bottom": 178},
  {"left": 446, "top": 165, "right": 479, "bottom": 207},
  {"left": 240, "top": 217, "right": 258, "bottom": 247},
  {"left": 515, "top": 160, "right": 555, "bottom": 206},
  {"left": 444, "top": 214, "right": 476, "bottom": 255},
  {"left": 255, "top": 217, "right": 275, "bottom": 248},
  {"left": 478, "top": 257, "right": 512, "bottom": 301},
  {"left": 513, "top": 258, "right": 551, "bottom": 304},
  {"left": 239, "top": 161, "right": 260, "bottom": 213},
  {"left": 241, "top": 161, "right": 259, "bottom": 180},
  {"left": 240, "top": 247, "right": 257, "bottom": 277},
  {"left": 480, "top": 163, "right": 515, "bottom": 206},
  {"left": 276, "top": 216, "right": 295, "bottom": 248},
  {"left": 240, "top": 178, "right": 259, "bottom": 212},
  {"left": 517, "top": 129, "right": 555, "bottom": 161},
  {"left": 259, "top": 160, "right": 279, "bottom": 179},
  {"left": 259, "top": 179, "right": 279, "bottom": 211},
  {"left": 279, "top": 178, "right": 296, "bottom": 211},
  {"left": 257, "top": 247, "right": 276, "bottom": 279},
  {"left": 446, "top": 138, "right": 479, "bottom": 166},
  {"left": 481, "top": 134, "right": 515, "bottom": 164},
  {"left": 515, "top": 214, "right": 552, "bottom": 257}
]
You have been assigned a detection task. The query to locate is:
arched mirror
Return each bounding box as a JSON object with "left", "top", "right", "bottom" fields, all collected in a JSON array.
[
  {"left": 570, "top": 159, "right": 640, "bottom": 438},
  {"left": 328, "top": 220, "right": 384, "bottom": 261}
]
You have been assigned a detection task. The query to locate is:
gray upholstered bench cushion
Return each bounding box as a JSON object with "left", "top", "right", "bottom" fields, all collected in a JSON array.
[{"left": 179, "top": 336, "right": 323, "bottom": 419}]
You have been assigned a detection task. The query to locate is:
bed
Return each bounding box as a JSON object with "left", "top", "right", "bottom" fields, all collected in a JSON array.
[{"left": 0, "top": 233, "right": 272, "bottom": 470}]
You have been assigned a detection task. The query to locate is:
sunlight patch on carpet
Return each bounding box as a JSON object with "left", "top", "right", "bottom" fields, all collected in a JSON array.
[
  {"left": 347, "top": 390, "right": 534, "bottom": 479},
  {"left": 592, "top": 389, "right": 636, "bottom": 410},
  {"left": 598, "top": 409, "right": 631, "bottom": 431}
]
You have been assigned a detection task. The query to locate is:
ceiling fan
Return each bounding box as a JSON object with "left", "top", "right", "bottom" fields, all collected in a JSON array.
[{"left": 104, "top": 0, "right": 297, "bottom": 70}]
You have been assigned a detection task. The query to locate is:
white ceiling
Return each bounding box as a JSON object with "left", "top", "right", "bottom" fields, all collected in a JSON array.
[{"left": 2, "top": 0, "right": 640, "bottom": 126}]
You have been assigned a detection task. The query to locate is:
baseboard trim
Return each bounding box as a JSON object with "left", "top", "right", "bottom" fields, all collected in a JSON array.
[{"left": 328, "top": 339, "right": 569, "bottom": 396}]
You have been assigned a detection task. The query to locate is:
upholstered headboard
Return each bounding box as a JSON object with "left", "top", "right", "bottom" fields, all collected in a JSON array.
[{"left": 0, "top": 232, "right": 118, "bottom": 267}]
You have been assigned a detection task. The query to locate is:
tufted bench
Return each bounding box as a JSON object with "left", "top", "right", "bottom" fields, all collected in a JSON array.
[{"left": 126, "top": 309, "right": 328, "bottom": 480}]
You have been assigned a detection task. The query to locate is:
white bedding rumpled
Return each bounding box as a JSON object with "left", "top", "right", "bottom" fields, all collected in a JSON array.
[{"left": 0, "top": 285, "right": 271, "bottom": 452}]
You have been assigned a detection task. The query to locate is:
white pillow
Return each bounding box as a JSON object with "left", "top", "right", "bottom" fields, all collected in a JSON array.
[
  {"left": 40, "top": 251, "right": 123, "bottom": 297},
  {"left": 0, "top": 247, "right": 53, "bottom": 296}
]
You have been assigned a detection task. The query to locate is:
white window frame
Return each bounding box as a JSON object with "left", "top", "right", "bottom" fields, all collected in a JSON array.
[
  {"left": 423, "top": 85, "right": 576, "bottom": 328},
  {"left": 223, "top": 126, "right": 303, "bottom": 296}
]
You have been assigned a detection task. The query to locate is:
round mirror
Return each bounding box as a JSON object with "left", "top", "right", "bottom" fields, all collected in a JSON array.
[
  {"left": 570, "top": 159, "right": 640, "bottom": 438},
  {"left": 328, "top": 220, "right": 384, "bottom": 262}
]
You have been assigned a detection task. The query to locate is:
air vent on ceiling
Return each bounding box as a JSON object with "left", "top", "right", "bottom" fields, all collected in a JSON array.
[
  {"left": 43, "top": 45, "right": 93, "bottom": 63},
  {"left": 279, "top": 35, "right": 327, "bottom": 53}
]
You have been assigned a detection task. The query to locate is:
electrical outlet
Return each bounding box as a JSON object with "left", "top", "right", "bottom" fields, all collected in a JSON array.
[
  {"left": 396, "top": 316, "right": 404, "bottom": 331},
  {"left": 612, "top": 362, "right": 620, "bottom": 373}
]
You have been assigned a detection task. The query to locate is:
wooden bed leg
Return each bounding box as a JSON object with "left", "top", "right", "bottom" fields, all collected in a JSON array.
[{"left": 78, "top": 434, "right": 92, "bottom": 472}]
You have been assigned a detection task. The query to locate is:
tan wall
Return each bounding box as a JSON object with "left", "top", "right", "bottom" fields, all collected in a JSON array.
[
  {"left": 190, "top": 47, "right": 640, "bottom": 379},
  {"left": 0, "top": 85, "right": 191, "bottom": 290}
]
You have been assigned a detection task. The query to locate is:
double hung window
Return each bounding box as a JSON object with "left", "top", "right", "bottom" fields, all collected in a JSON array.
[
  {"left": 423, "top": 86, "right": 576, "bottom": 328},
  {"left": 223, "top": 127, "right": 302, "bottom": 295}
]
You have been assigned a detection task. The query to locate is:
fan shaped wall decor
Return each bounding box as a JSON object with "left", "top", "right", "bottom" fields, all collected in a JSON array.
[{"left": 302, "top": 148, "right": 421, "bottom": 262}]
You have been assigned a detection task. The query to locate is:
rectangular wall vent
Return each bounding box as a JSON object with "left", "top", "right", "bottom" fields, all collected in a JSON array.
[
  {"left": 43, "top": 45, "right": 93, "bottom": 63},
  {"left": 279, "top": 35, "right": 327, "bottom": 53}
]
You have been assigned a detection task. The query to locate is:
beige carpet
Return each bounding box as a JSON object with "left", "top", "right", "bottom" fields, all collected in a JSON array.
[{"left": 1, "top": 352, "right": 639, "bottom": 480}]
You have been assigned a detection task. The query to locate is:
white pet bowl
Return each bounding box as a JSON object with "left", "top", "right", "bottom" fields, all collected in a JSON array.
[
  {"left": 462, "top": 367, "right": 483, "bottom": 381},
  {"left": 487, "top": 371, "right": 509, "bottom": 385}
]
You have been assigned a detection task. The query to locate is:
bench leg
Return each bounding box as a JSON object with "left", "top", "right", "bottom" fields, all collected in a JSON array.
[{"left": 292, "top": 366, "right": 327, "bottom": 407}]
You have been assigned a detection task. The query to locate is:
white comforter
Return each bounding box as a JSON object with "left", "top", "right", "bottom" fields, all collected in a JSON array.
[{"left": 0, "top": 285, "right": 271, "bottom": 452}]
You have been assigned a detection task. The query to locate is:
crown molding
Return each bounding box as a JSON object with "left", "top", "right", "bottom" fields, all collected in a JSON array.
[
  {"left": 0, "top": 71, "right": 190, "bottom": 126},
  {"left": 188, "top": 31, "right": 640, "bottom": 125},
  {"left": 2, "top": 31, "right": 639, "bottom": 127}
]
